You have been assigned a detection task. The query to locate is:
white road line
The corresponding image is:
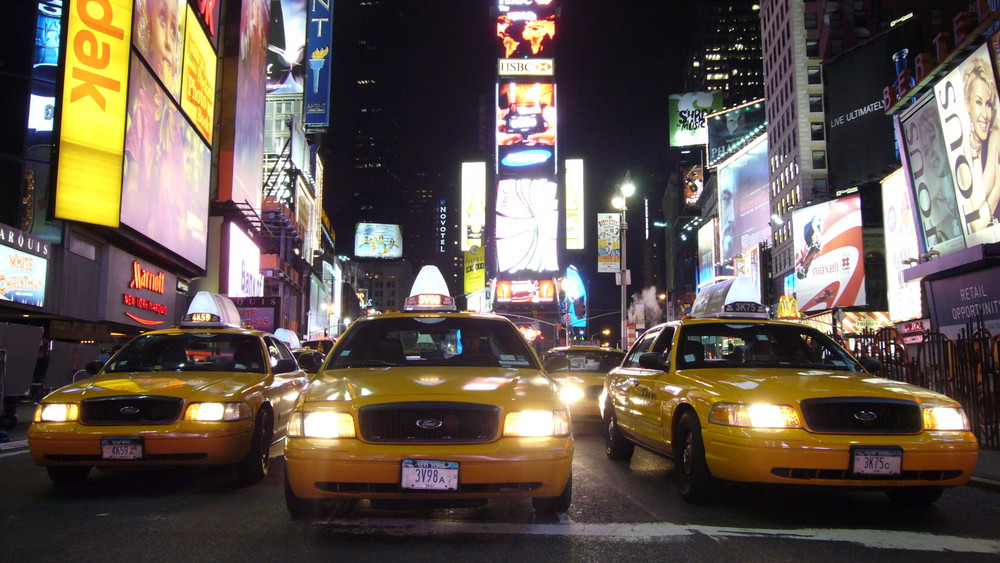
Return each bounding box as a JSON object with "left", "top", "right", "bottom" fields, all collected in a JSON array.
[{"left": 320, "top": 518, "right": 1000, "bottom": 554}]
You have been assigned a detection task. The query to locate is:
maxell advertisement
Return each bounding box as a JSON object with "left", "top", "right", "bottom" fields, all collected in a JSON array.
[
  {"left": 881, "top": 169, "right": 923, "bottom": 322},
  {"left": 496, "top": 178, "right": 559, "bottom": 273},
  {"left": 933, "top": 44, "right": 1000, "bottom": 247},
  {"left": 707, "top": 100, "right": 766, "bottom": 167},
  {"left": 927, "top": 264, "right": 1000, "bottom": 338},
  {"left": 669, "top": 91, "right": 724, "bottom": 148},
  {"left": 717, "top": 135, "right": 770, "bottom": 262},
  {"left": 792, "top": 194, "right": 867, "bottom": 312},
  {"left": 305, "top": 0, "right": 332, "bottom": 129},
  {"left": 899, "top": 94, "right": 966, "bottom": 256},
  {"left": 823, "top": 19, "right": 918, "bottom": 189}
]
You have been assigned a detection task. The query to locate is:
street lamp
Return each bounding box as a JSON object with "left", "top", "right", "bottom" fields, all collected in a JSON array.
[{"left": 611, "top": 171, "right": 635, "bottom": 349}]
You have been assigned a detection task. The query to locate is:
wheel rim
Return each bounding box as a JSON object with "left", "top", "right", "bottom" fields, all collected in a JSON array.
[{"left": 681, "top": 430, "right": 694, "bottom": 478}]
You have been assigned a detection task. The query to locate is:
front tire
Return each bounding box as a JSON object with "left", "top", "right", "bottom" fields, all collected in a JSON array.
[
  {"left": 532, "top": 471, "right": 572, "bottom": 513},
  {"left": 47, "top": 466, "right": 90, "bottom": 486},
  {"left": 886, "top": 486, "right": 944, "bottom": 507},
  {"left": 604, "top": 407, "right": 634, "bottom": 460},
  {"left": 674, "top": 411, "right": 718, "bottom": 504},
  {"left": 236, "top": 409, "right": 272, "bottom": 486}
]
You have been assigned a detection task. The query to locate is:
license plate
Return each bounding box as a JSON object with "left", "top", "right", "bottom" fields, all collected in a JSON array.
[
  {"left": 851, "top": 446, "right": 902, "bottom": 476},
  {"left": 101, "top": 437, "right": 143, "bottom": 460},
  {"left": 401, "top": 459, "right": 459, "bottom": 490}
]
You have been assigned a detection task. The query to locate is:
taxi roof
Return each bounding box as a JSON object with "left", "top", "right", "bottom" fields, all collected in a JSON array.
[
  {"left": 181, "top": 292, "right": 244, "bottom": 328},
  {"left": 689, "top": 276, "right": 769, "bottom": 319},
  {"left": 404, "top": 265, "right": 456, "bottom": 312}
]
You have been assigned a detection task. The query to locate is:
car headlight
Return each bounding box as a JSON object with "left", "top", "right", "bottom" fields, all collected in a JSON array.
[
  {"left": 184, "top": 402, "right": 250, "bottom": 421},
  {"left": 503, "top": 409, "right": 570, "bottom": 437},
  {"left": 558, "top": 383, "right": 585, "bottom": 404},
  {"left": 34, "top": 403, "right": 79, "bottom": 423},
  {"left": 709, "top": 402, "right": 801, "bottom": 429},
  {"left": 287, "top": 411, "right": 356, "bottom": 438},
  {"left": 923, "top": 406, "right": 969, "bottom": 431}
]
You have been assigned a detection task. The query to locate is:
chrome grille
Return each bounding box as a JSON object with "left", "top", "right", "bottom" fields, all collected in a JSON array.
[
  {"left": 800, "top": 397, "right": 921, "bottom": 433},
  {"left": 80, "top": 396, "right": 184, "bottom": 425},
  {"left": 358, "top": 401, "right": 499, "bottom": 443}
]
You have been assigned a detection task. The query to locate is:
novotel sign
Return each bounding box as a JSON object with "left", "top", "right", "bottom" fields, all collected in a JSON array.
[{"left": 498, "top": 59, "right": 554, "bottom": 77}]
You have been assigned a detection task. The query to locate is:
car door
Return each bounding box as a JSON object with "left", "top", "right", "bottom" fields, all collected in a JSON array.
[
  {"left": 606, "top": 327, "right": 670, "bottom": 446},
  {"left": 263, "top": 336, "right": 308, "bottom": 435}
]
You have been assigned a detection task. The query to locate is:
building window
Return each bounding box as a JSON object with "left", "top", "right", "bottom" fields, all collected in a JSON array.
[
  {"left": 854, "top": 9, "right": 867, "bottom": 27},
  {"left": 807, "top": 66, "right": 821, "bottom": 84},
  {"left": 812, "top": 150, "right": 826, "bottom": 169},
  {"left": 809, "top": 94, "right": 823, "bottom": 112},
  {"left": 804, "top": 11, "right": 818, "bottom": 29},
  {"left": 811, "top": 122, "right": 824, "bottom": 140},
  {"left": 806, "top": 39, "right": 819, "bottom": 57},
  {"left": 831, "top": 38, "right": 844, "bottom": 56},
  {"left": 829, "top": 11, "right": 842, "bottom": 28}
]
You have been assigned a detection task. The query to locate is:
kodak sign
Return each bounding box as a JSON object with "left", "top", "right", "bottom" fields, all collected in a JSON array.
[{"left": 54, "top": 0, "right": 132, "bottom": 227}]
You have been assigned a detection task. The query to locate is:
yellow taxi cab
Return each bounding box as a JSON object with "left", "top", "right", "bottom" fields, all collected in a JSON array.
[
  {"left": 602, "top": 277, "right": 979, "bottom": 506},
  {"left": 283, "top": 266, "right": 574, "bottom": 519},
  {"left": 28, "top": 292, "right": 308, "bottom": 486},
  {"left": 542, "top": 346, "right": 624, "bottom": 419}
]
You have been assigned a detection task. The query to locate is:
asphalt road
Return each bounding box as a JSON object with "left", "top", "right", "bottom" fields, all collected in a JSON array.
[{"left": 2, "top": 420, "right": 999, "bottom": 562}]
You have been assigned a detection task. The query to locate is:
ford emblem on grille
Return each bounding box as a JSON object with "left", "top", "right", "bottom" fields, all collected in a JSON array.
[
  {"left": 120, "top": 406, "right": 140, "bottom": 415},
  {"left": 416, "top": 418, "right": 443, "bottom": 429},
  {"left": 853, "top": 410, "right": 877, "bottom": 422}
]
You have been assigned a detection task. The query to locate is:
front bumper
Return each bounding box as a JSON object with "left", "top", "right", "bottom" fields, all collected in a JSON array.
[
  {"left": 285, "top": 435, "right": 573, "bottom": 500},
  {"left": 703, "top": 426, "right": 979, "bottom": 487}
]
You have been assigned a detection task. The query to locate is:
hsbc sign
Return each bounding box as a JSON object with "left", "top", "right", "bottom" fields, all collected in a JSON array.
[{"left": 498, "top": 59, "right": 554, "bottom": 77}]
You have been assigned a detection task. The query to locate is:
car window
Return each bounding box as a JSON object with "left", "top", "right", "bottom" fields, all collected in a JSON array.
[
  {"left": 103, "top": 332, "right": 268, "bottom": 374},
  {"left": 330, "top": 316, "right": 540, "bottom": 369},
  {"left": 675, "top": 323, "right": 861, "bottom": 371},
  {"left": 546, "top": 350, "right": 625, "bottom": 373},
  {"left": 265, "top": 336, "right": 295, "bottom": 368},
  {"left": 621, "top": 328, "right": 660, "bottom": 368}
]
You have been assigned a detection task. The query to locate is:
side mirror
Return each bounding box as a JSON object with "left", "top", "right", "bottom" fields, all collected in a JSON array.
[
  {"left": 85, "top": 360, "right": 104, "bottom": 375},
  {"left": 637, "top": 352, "right": 666, "bottom": 370},
  {"left": 860, "top": 356, "right": 881, "bottom": 374},
  {"left": 273, "top": 358, "right": 300, "bottom": 374}
]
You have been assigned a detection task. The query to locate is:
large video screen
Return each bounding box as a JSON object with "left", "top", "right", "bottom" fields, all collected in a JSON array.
[
  {"left": 267, "top": 0, "right": 306, "bottom": 94},
  {"left": 132, "top": 0, "right": 187, "bottom": 103},
  {"left": 354, "top": 223, "right": 403, "bottom": 259},
  {"left": 792, "top": 194, "right": 866, "bottom": 312},
  {"left": 669, "top": 91, "right": 724, "bottom": 148},
  {"left": 707, "top": 100, "right": 766, "bottom": 167},
  {"left": 497, "top": 82, "right": 556, "bottom": 175},
  {"left": 495, "top": 1, "right": 557, "bottom": 59},
  {"left": 121, "top": 55, "right": 211, "bottom": 269},
  {"left": 880, "top": 169, "right": 922, "bottom": 322},
  {"left": 717, "top": 136, "right": 770, "bottom": 261},
  {"left": 180, "top": 4, "right": 217, "bottom": 143},
  {"left": 496, "top": 178, "right": 559, "bottom": 273}
]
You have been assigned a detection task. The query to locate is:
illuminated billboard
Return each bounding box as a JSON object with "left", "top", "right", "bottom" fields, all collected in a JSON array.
[
  {"left": 0, "top": 225, "right": 48, "bottom": 308},
  {"left": 683, "top": 165, "right": 703, "bottom": 207},
  {"left": 354, "top": 223, "right": 403, "bottom": 259},
  {"left": 54, "top": 0, "right": 132, "bottom": 227},
  {"left": 181, "top": 4, "right": 217, "bottom": 143},
  {"left": 498, "top": 58, "right": 554, "bottom": 77},
  {"left": 717, "top": 135, "right": 770, "bottom": 262},
  {"left": 792, "top": 194, "right": 866, "bottom": 312},
  {"left": 464, "top": 246, "right": 487, "bottom": 294},
  {"left": 707, "top": 100, "right": 766, "bottom": 167},
  {"left": 227, "top": 223, "right": 264, "bottom": 298},
  {"left": 496, "top": 178, "right": 559, "bottom": 273},
  {"left": 497, "top": 82, "right": 556, "bottom": 175},
  {"left": 495, "top": 1, "right": 557, "bottom": 59},
  {"left": 669, "top": 91, "right": 724, "bottom": 148},
  {"left": 932, "top": 43, "right": 1000, "bottom": 247},
  {"left": 495, "top": 279, "right": 556, "bottom": 303},
  {"left": 697, "top": 219, "right": 716, "bottom": 287},
  {"left": 881, "top": 169, "right": 923, "bottom": 322},
  {"left": 121, "top": 55, "right": 211, "bottom": 268},
  {"left": 596, "top": 213, "right": 620, "bottom": 273},
  {"left": 899, "top": 94, "right": 965, "bottom": 256},
  {"left": 305, "top": 0, "right": 332, "bottom": 129},
  {"left": 461, "top": 162, "right": 487, "bottom": 251},
  {"left": 565, "top": 159, "right": 584, "bottom": 249},
  {"left": 103, "top": 247, "right": 176, "bottom": 328},
  {"left": 27, "top": 1, "right": 62, "bottom": 133},
  {"left": 132, "top": 0, "right": 186, "bottom": 102},
  {"left": 267, "top": 0, "right": 306, "bottom": 94}
]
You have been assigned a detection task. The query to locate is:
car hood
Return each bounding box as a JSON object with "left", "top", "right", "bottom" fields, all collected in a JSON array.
[
  {"left": 691, "top": 367, "right": 959, "bottom": 405},
  {"left": 304, "top": 366, "right": 559, "bottom": 407},
  {"left": 46, "top": 372, "right": 263, "bottom": 401}
]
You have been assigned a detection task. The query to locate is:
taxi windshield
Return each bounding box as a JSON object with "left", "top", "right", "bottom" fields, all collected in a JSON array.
[
  {"left": 547, "top": 349, "right": 624, "bottom": 373},
  {"left": 676, "top": 323, "right": 861, "bottom": 372},
  {"left": 330, "top": 316, "right": 539, "bottom": 369},
  {"left": 103, "top": 333, "right": 268, "bottom": 374}
]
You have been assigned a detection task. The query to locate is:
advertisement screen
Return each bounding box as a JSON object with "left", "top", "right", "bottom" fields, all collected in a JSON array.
[
  {"left": 461, "top": 162, "right": 486, "bottom": 251},
  {"left": 881, "top": 169, "right": 923, "bottom": 322},
  {"left": 933, "top": 44, "right": 1000, "bottom": 247},
  {"left": 228, "top": 223, "right": 264, "bottom": 298},
  {"left": 132, "top": 0, "right": 187, "bottom": 103},
  {"left": 497, "top": 82, "right": 556, "bottom": 174},
  {"left": 495, "top": 1, "right": 557, "bottom": 59},
  {"left": 28, "top": 1, "right": 62, "bottom": 133},
  {"left": 899, "top": 94, "right": 966, "bottom": 256},
  {"left": 565, "top": 159, "right": 584, "bottom": 249},
  {"left": 792, "top": 194, "right": 867, "bottom": 312},
  {"left": 697, "top": 219, "right": 716, "bottom": 287},
  {"left": 304, "top": 0, "right": 332, "bottom": 129},
  {"left": 181, "top": 4, "right": 217, "bottom": 143},
  {"left": 707, "top": 100, "right": 766, "bottom": 167},
  {"left": 683, "top": 165, "right": 703, "bottom": 208},
  {"left": 562, "top": 265, "right": 587, "bottom": 328},
  {"left": 496, "top": 178, "right": 559, "bottom": 273},
  {"left": 0, "top": 246, "right": 47, "bottom": 308},
  {"left": 596, "top": 213, "right": 620, "bottom": 273},
  {"left": 717, "top": 136, "right": 770, "bottom": 262},
  {"left": 669, "top": 92, "right": 724, "bottom": 148},
  {"left": 927, "top": 264, "right": 1000, "bottom": 338},
  {"left": 121, "top": 55, "right": 211, "bottom": 268},
  {"left": 464, "top": 246, "right": 486, "bottom": 294},
  {"left": 267, "top": 0, "right": 306, "bottom": 94},
  {"left": 495, "top": 279, "right": 556, "bottom": 303},
  {"left": 354, "top": 223, "right": 403, "bottom": 259}
]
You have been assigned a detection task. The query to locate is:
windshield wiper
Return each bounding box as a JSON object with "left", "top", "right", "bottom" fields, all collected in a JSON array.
[{"left": 339, "top": 359, "right": 398, "bottom": 368}]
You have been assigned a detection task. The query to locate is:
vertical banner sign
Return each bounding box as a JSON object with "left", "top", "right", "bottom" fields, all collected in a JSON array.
[
  {"left": 54, "top": 0, "right": 133, "bottom": 226},
  {"left": 464, "top": 246, "right": 486, "bottom": 294},
  {"left": 597, "top": 213, "right": 620, "bottom": 273},
  {"left": 305, "top": 0, "right": 332, "bottom": 129},
  {"left": 565, "top": 159, "right": 584, "bottom": 249},
  {"left": 881, "top": 169, "right": 923, "bottom": 322},
  {"left": 461, "top": 162, "right": 486, "bottom": 251}
]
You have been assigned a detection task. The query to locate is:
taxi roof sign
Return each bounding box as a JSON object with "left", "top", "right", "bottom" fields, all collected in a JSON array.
[
  {"left": 405, "top": 266, "right": 456, "bottom": 311},
  {"left": 274, "top": 328, "right": 302, "bottom": 349},
  {"left": 182, "top": 292, "right": 244, "bottom": 328},
  {"left": 689, "top": 276, "right": 768, "bottom": 319}
]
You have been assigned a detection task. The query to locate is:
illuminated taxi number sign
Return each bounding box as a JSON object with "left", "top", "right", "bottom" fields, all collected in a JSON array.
[{"left": 405, "top": 294, "right": 454, "bottom": 308}]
